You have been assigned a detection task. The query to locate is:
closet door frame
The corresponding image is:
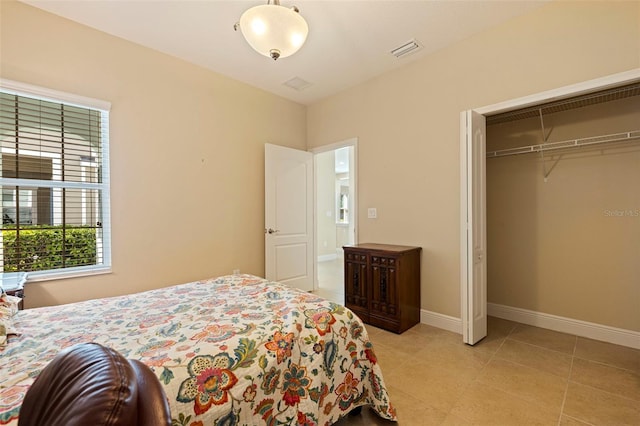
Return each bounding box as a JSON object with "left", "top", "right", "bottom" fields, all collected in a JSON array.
[
  {"left": 459, "top": 68, "right": 640, "bottom": 345},
  {"left": 460, "top": 110, "right": 487, "bottom": 345}
]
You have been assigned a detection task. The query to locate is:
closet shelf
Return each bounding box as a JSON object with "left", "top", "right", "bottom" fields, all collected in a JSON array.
[{"left": 486, "top": 130, "right": 640, "bottom": 158}]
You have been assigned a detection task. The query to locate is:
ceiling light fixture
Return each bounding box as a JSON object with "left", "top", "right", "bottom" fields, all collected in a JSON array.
[{"left": 234, "top": 0, "right": 309, "bottom": 61}]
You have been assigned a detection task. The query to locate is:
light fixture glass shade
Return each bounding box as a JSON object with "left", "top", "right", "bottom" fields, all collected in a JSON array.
[{"left": 239, "top": 4, "right": 308, "bottom": 60}]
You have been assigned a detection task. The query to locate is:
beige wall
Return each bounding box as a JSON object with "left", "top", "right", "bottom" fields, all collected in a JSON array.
[
  {"left": 0, "top": 1, "right": 306, "bottom": 307},
  {"left": 307, "top": 1, "right": 640, "bottom": 324},
  {"left": 487, "top": 97, "right": 640, "bottom": 331}
]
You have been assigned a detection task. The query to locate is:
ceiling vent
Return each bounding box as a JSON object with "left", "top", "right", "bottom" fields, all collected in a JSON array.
[
  {"left": 283, "top": 77, "right": 313, "bottom": 91},
  {"left": 390, "top": 39, "right": 422, "bottom": 59}
]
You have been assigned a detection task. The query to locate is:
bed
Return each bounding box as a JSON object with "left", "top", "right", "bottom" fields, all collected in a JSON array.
[{"left": 0, "top": 274, "right": 396, "bottom": 425}]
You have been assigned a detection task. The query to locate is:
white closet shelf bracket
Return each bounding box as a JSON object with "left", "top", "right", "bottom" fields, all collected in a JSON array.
[{"left": 486, "top": 130, "right": 640, "bottom": 158}]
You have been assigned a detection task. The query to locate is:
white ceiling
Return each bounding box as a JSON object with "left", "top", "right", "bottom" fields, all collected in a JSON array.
[{"left": 21, "top": 0, "right": 549, "bottom": 105}]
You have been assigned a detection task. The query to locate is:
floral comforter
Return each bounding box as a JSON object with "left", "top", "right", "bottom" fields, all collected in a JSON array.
[{"left": 0, "top": 274, "right": 396, "bottom": 425}]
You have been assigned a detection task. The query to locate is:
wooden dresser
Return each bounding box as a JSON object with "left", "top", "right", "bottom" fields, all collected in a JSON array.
[{"left": 343, "top": 243, "right": 421, "bottom": 334}]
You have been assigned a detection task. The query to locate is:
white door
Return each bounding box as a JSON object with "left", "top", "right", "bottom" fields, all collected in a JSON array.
[
  {"left": 460, "top": 110, "right": 487, "bottom": 344},
  {"left": 265, "top": 143, "right": 314, "bottom": 291}
]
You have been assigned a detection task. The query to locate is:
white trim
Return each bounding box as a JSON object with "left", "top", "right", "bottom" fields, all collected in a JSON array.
[
  {"left": 419, "top": 305, "right": 640, "bottom": 349},
  {"left": 26, "top": 266, "right": 112, "bottom": 282},
  {"left": 0, "top": 177, "right": 106, "bottom": 191},
  {"left": 317, "top": 254, "right": 337, "bottom": 262},
  {"left": 420, "top": 309, "right": 462, "bottom": 335},
  {"left": 459, "top": 111, "right": 469, "bottom": 342},
  {"left": 488, "top": 303, "right": 640, "bottom": 350},
  {"left": 0, "top": 78, "right": 111, "bottom": 111},
  {"left": 309, "top": 138, "right": 359, "bottom": 154},
  {"left": 100, "top": 110, "right": 112, "bottom": 268}
]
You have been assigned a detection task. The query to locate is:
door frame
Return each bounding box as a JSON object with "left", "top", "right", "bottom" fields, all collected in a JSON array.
[
  {"left": 460, "top": 110, "right": 488, "bottom": 345},
  {"left": 310, "top": 138, "right": 359, "bottom": 288},
  {"left": 460, "top": 68, "right": 640, "bottom": 343}
]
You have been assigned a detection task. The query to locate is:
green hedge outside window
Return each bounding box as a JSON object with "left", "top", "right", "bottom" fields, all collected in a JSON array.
[{"left": 2, "top": 226, "right": 97, "bottom": 272}]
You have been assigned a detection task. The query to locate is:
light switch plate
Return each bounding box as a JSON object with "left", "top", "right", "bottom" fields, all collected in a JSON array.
[{"left": 367, "top": 208, "right": 377, "bottom": 219}]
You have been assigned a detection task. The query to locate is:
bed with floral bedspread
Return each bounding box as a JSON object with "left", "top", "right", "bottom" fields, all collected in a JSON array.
[{"left": 0, "top": 274, "right": 396, "bottom": 425}]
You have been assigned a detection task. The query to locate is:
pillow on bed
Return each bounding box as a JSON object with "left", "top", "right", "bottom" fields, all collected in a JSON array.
[
  {"left": 0, "top": 310, "right": 13, "bottom": 348},
  {"left": 0, "top": 293, "right": 21, "bottom": 317},
  {"left": 0, "top": 294, "right": 21, "bottom": 348}
]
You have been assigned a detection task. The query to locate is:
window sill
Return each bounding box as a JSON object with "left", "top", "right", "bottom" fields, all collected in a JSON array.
[{"left": 25, "top": 266, "right": 112, "bottom": 283}]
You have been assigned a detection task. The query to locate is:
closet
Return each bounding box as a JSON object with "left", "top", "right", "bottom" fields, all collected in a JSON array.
[{"left": 485, "top": 83, "right": 640, "bottom": 332}]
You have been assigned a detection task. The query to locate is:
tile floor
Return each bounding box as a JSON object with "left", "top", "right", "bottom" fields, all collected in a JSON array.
[
  {"left": 314, "top": 260, "right": 640, "bottom": 426},
  {"left": 316, "top": 257, "right": 345, "bottom": 304}
]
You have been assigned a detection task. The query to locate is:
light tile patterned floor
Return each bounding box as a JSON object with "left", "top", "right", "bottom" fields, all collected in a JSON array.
[
  {"left": 316, "top": 258, "right": 344, "bottom": 305},
  {"left": 314, "top": 260, "right": 640, "bottom": 425}
]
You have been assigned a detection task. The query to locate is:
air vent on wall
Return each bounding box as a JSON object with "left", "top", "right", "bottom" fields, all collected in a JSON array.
[{"left": 390, "top": 39, "right": 422, "bottom": 59}]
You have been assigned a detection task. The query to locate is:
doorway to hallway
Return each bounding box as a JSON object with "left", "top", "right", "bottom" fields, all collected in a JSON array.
[{"left": 313, "top": 140, "right": 357, "bottom": 305}]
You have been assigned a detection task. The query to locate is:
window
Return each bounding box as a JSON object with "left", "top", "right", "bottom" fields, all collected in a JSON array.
[{"left": 0, "top": 80, "right": 111, "bottom": 280}]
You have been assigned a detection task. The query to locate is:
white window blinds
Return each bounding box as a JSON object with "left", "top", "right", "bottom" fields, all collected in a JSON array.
[{"left": 0, "top": 81, "right": 111, "bottom": 279}]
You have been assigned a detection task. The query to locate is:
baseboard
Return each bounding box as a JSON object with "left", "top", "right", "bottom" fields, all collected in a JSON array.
[
  {"left": 420, "top": 309, "right": 462, "bottom": 334},
  {"left": 488, "top": 303, "right": 640, "bottom": 350},
  {"left": 419, "top": 305, "right": 640, "bottom": 349},
  {"left": 317, "top": 254, "right": 337, "bottom": 262}
]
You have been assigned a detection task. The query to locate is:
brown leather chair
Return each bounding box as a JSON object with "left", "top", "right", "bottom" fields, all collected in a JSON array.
[{"left": 18, "top": 342, "right": 172, "bottom": 426}]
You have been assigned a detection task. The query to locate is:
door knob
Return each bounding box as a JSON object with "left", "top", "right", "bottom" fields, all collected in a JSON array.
[{"left": 266, "top": 228, "right": 280, "bottom": 234}]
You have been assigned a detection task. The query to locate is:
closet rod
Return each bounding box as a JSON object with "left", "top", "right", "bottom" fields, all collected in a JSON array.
[{"left": 486, "top": 130, "right": 640, "bottom": 158}]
